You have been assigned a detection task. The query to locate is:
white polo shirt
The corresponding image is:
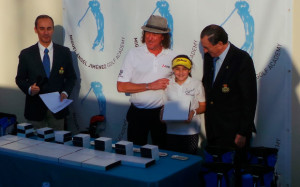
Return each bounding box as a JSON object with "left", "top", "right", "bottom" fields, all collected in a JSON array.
[
  {"left": 118, "top": 45, "right": 176, "bottom": 109},
  {"left": 165, "top": 76, "right": 206, "bottom": 135}
]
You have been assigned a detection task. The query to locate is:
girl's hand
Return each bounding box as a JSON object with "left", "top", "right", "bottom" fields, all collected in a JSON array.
[{"left": 185, "top": 110, "right": 196, "bottom": 123}]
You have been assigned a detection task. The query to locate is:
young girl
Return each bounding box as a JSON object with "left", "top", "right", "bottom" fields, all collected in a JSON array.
[{"left": 164, "top": 55, "right": 206, "bottom": 154}]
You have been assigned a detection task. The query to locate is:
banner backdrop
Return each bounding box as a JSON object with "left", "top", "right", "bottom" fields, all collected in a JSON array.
[{"left": 63, "top": 0, "right": 292, "bottom": 185}]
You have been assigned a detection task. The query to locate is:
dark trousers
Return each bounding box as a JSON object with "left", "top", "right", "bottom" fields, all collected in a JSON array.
[
  {"left": 233, "top": 146, "right": 249, "bottom": 186},
  {"left": 126, "top": 104, "right": 166, "bottom": 148},
  {"left": 207, "top": 135, "right": 251, "bottom": 186}
]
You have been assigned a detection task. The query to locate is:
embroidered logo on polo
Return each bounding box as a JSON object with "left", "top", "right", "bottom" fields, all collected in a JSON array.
[
  {"left": 118, "top": 70, "right": 124, "bottom": 78},
  {"left": 185, "top": 88, "right": 195, "bottom": 96}
]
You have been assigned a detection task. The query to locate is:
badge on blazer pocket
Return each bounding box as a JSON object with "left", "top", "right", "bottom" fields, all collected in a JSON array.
[
  {"left": 222, "top": 84, "right": 230, "bottom": 93},
  {"left": 59, "top": 67, "right": 64, "bottom": 74}
]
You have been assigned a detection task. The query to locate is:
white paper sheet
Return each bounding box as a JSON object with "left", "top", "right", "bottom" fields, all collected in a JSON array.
[
  {"left": 162, "top": 100, "right": 190, "bottom": 121},
  {"left": 39, "top": 92, "right": 73, "bottom": 113}
]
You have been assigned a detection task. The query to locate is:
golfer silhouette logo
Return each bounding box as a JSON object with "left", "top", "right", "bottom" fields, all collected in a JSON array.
[
  {"left": 81, "top": 81, "right": 106, "bottom": 116},
  {"left": 148, "top": 0, "right": 174, "bottom": 48},
  {"left": 81, "top": 82, "right": 106, "bottom": 137},
  {"left": 221, "top": 0, "right": 254, "bottom": 57},
  {"left": 78, "top": 0, "right": 104, "bottom": 52}
]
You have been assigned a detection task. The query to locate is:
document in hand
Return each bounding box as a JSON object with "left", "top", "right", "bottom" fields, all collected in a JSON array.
[
  {"left": 39, "top": 92, "right": 73, "bottom": 113},
  {"left": 162, "top": 100, "right": 190, "bottom": 121}
]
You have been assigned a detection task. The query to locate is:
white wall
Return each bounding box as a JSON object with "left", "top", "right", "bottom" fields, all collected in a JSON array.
[{"left": 0, "top": 0, "right": 299, "bottom": 186}]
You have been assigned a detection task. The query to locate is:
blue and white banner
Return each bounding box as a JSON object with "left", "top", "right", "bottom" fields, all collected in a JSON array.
[{"left": 63, "top": 0, "right": 292, "bottom": 185}]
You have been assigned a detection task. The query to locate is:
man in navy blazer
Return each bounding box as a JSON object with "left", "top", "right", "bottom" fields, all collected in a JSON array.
[
  {"left": 16, "top": 15, "right": 76, "bottom": 130},
  {"left": 201, "top": 24, "right": 257, "bottom": 148},
  {"left": 200, "top": 24, "right": 257, "bottom": 185}
]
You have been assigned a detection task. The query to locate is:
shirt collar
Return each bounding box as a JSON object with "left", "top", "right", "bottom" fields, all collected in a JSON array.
[
  {"left": 38, "top": 42, "right": 53, "bottom": 52},
  {"left": 170, "top": 75, "right": 191, "bottom": 85},
  {"left": 218, "top": 42, "right": 230, "bottom": 61},
  {"left": 143, "top": 44, "right": 168, "bottom": 56},
  {"left": 183, "top": 76, "right": 191, "bottom": 85}
]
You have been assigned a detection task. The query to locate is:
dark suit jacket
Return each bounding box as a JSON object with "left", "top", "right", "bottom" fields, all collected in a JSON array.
[
  {"left": 202, "top": 43, "right": 257, "bottom": 147},
  {"left": 16, "top": 43, "right": 77, "bottom": 121}
]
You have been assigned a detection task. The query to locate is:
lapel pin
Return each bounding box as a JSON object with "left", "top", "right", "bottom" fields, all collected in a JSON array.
[
  {"left": 59, "top": 67, "right": 64, "bottom": 74},
  {"left": 222, "top": 84, "right": 230, "bottom": 93}
]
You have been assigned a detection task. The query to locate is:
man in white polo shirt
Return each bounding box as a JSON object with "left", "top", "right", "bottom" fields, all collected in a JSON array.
[{"left": 117, "top": 15, "right": 176, "bottom": 148}]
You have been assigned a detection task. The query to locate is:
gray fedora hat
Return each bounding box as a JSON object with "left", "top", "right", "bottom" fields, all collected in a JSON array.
[{"left": 141, "top": 15, "right": 170, "bottom": 34}]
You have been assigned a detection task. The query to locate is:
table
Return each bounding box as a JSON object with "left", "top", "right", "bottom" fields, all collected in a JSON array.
[{"left": 0, "top": 135, "right": 202, "bottom": 187}]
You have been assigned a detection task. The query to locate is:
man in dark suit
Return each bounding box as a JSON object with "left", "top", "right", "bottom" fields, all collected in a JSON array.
[
  {"left": 201, "top": 25, "right": 257, "bottom": 185},
  {"left": 201, "top": 24, "right": 257, "bottom": 148},
  {"left": 16, "top": 15, "right": 77, "bottom": 130}
]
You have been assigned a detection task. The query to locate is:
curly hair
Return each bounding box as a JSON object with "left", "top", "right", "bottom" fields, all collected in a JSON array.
[{"left": 141, "top": 31, "right": 171, "bottom": 49}]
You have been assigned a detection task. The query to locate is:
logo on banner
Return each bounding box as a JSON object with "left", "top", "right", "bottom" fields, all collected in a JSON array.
[
  {"left": 81, "top": 81, "right": 106, "bottom": 116},
  {"left": 189, "top": 1, "right": 255, "bottom": 61},
  {"left": 256, "top": 43, "right": 282, "bottom": 79},
  {"left": 221, "top": 1, "right": 254, "bottom": 57},
  {"left": 148, "top": 0, "right": 174, "bottom": 48},
  {"left": 77, "top": 0, "right": 104, "bottom": 52},
  {"left": 69, "top": 0, "right": 125, "bottom": 70}
]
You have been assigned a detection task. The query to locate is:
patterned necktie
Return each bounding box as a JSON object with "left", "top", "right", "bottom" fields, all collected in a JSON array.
[
  {"left": 213, "top": 57, "right": 220, "bottom": 83},
  {"left": 43, "top": 48, "right": 50, "bottom": 78}
]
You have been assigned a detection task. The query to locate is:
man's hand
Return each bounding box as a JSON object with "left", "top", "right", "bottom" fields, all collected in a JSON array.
[
  {"left": 235, "top": 134, "right": 246, "bottom": 148},
  {"left": 60, "top": 93, "right": 67, "bottom": 102},
  {"left": 30, "top": 83, "right": 40, "bottom": 96},
  {"left": 148, "top": 78, "right": 169, "bottom": 90}
]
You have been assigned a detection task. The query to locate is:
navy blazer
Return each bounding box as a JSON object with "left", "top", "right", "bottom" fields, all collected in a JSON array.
[
  {"left": 202, "top": 43, "right": 257, "bottom": 147},
  {"left": 16, "top": 43, "right": 77, "bottom": 121}
]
